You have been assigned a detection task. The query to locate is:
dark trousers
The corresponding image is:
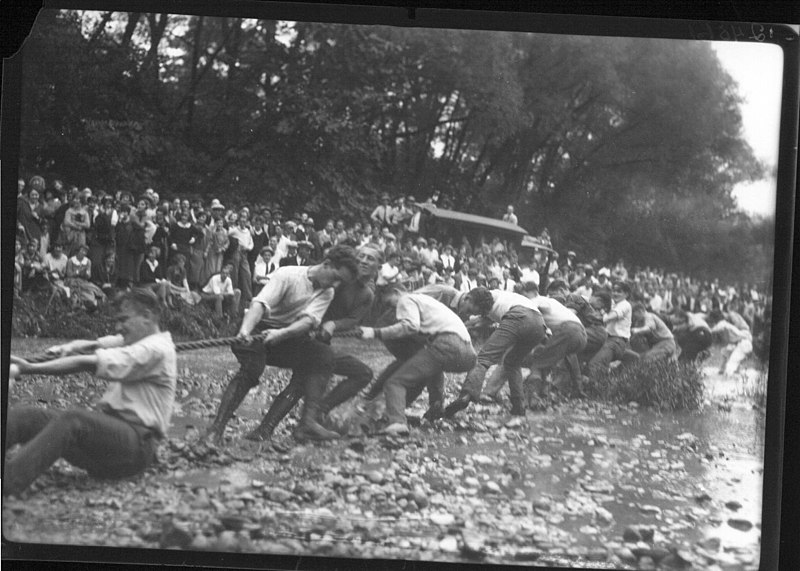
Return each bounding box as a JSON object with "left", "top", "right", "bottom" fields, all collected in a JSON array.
[
  {"left": 581, "top": 325, "right": 608, "bottom": 364},
  {"left": 461, "top": 307, "right": 546, "bottom": 403},
  {"left": 385, "top": 334, "right": 476, "bottom": 425},
  {"left": 318, "top": 352, "right": 373, "bottom": 412},
  {"left": 4, "top": 407, "right": 157, "bottom": 496},
  {"left": 232, "top": 326, "right": 334, "bottom": 404},
  {"left": 231, "top": 249, "right": 253, "bottom": 306},
  {"left": 674, "top": 328, "right": 712, "bottom": 361},
  {"left": 588, "top": 335, "right": 629, "bottom": 377}
]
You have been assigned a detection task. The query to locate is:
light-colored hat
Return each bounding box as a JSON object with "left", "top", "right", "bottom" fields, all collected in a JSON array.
[{"left": 210, "top": 198, "right": 225, "bottom": 210}]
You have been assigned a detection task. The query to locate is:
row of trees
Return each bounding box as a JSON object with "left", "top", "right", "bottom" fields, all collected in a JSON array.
[{"left": 17, "top": 9, "right": 773, "bottom": 283}]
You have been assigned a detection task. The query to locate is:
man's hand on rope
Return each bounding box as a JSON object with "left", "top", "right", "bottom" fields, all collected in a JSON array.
[
  {"left": 359, "top": 327, "right": 376, "bottom": 340},
  {"left": 46, "top": 339, "right": 97, "bottom": 358},
  {"left": 317, "top": 321, "right": 336, "bottom": 342}
]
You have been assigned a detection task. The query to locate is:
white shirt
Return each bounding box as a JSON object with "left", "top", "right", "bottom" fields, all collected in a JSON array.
[
  {"left": 203, "top": 273, "right": 235, "bottom": 296},
  {"left": 94, "top": 331, "right": 177, "bottom": 437},
  {"left": 252, "top": 266, "right": 334, "bottom": 328},
  {"left": 533, "top": 296, "right": 583, "bottom": 329},
  {"left": 487, "top": 290, "right": 541, "bottom": 323},
  {"left": 228, "top": 225, "right": 254, "bottom": 252},
  {"left": 380, "top": 293, "right": 471, "bottom": 343},
  {"left": 605, "top": 299, "right": 632, "bottom": 339}
]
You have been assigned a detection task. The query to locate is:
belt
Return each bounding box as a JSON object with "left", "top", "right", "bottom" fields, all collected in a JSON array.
[{"left": 608, "top": 335, "right": 629, "bottom": 341}]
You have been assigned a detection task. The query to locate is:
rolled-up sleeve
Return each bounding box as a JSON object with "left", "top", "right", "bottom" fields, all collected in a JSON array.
[
  {"left": 252, "top": 270, "right": 289, "bottom": 315},
  {"left": 96, "top": 343, "right": 165, "bottom": 384},
  {"left": 301, "top": 289, "right": 335, "bottom": 328}
]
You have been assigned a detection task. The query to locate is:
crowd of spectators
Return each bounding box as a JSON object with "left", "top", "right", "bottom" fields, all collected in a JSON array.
[{"left": 14, "top": 175, "right": 771, "bottom": 357}]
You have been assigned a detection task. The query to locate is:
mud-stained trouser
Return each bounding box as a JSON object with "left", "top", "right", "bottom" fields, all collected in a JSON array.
[
  {"left": 384, "top": 333, "right": 476, "bottom": 426},
  {"left": 460, "top": 307, "right": 546, "bottom": 406},
  {"left": 4, "top": 406, "right": 158, "bottom": 496}
]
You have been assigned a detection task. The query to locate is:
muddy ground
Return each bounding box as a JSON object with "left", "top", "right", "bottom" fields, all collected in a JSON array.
[{"left": 3, "top": 338, "right": 767, "bottom": 570}]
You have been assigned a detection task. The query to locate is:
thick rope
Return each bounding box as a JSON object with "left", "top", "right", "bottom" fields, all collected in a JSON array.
[{"left": 21, "top": 329, "right": 366, "bottom": 363}]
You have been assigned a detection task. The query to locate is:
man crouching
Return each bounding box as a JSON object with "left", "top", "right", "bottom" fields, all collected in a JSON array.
[{"left": 5, "top": 288, "right": 176, "bottom": 497}]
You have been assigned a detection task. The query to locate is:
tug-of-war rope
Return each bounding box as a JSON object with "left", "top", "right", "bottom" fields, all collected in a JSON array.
[{"left": 19, "top": 329, "right": 366, "bottom": 364}]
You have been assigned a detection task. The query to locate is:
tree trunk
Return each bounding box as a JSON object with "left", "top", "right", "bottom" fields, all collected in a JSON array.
[
  {"left": 186, "top": 15, "right": 205, "bottom": 139},
  {"left": 121, "top": 12, "right": 141, "bottom": 48}
]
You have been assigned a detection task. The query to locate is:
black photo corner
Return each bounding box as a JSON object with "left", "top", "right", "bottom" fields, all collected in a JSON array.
[{"left": 1, "top": 1, "right": 798, "bottom": 570}]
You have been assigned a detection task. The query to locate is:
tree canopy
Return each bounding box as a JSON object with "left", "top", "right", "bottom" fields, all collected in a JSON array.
[{"left": 17, "top": 9, "right": 773, "bottom": 283}]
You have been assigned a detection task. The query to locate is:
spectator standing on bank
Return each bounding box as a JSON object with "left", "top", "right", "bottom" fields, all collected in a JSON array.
[
  {"left": 16, "top": 186, "right": 45, "bottom": 254},
  {"left": 90, "top": 196, "right": 116, "bottom": 283},
  {"left": 502, "top": 205, "right": 518, "bottom": 225},
  {"left": 61, "top": 193, "right": 91, "bottom": 256},
  {"left": 371, "top": 193, "right": 394, "bottom": 228}
]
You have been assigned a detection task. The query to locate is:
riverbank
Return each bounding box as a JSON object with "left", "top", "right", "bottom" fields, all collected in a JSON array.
[{"left": 4, "top": 338, "right": 766, "bottom": 569}]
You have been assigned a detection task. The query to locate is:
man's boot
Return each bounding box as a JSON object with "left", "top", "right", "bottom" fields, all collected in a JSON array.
[
  {"left": 293, "top": 403, "right": 340, "bottom": 442},
  {"left": 204, "top": 374, "right": 253, "bottom": 443},
  {"left": 443, "top": 392, "right": 473, "bottom": 418},
  {"left": 423, "top": 400, "right": 444, "bottom": 421},
  {"left": 509, "top": 398, "right": 526, "bottom": 417},
  {"left": 244, "top": 389, "right": 301, "bottom": 442}
]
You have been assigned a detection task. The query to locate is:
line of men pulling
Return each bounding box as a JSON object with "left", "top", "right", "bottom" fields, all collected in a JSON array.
[{"left": 5, "top": 242, "right": 749, "bottom": 496}]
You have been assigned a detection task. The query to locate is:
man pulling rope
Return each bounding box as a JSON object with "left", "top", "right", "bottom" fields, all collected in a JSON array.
[{"left": 5, "top": 288, "right": 175, "bottom": 497}]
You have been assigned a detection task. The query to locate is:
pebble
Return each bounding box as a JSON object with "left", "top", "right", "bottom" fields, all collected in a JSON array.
[
  {"left": 727, "top": 518, "right": 753, "bottom": 531},
  {"left": 623, "top": 527, "right": 642, "bottom": 543},
  {"left": 365, "top": 470, "right": 384, "bottom": 484},
  {"left": 595, "top": 507, "right": 614, "bottom": 524},
  {"left": 430, "top": 512, "right": 455, "bottom": 526},
  {"left": 639, "top": 504, "right": 662, "bottom": 515},
  {"left": 482, "top": 481, "right": 501, "bottom": 494},
  {"left": 639, "top": 555, "right": 656, "bottom": 570},
  {"left": 725, "top": 500, "right": 743, "bottom": 511},
  {"left": 439, "top": 536, "right": 458, "bottom": 552},
  {"left": 615, "top": 546, "right": 637, "bottom": 562}
]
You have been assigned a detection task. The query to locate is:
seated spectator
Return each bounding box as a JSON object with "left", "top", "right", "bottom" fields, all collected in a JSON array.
[
  {"left": 377, "top": 251, "right": 402, "bottom": 287},
  {"left": 20, "top": 238, "right": 49, "bottom": 293},
  {"left": 95, "top": 252, "right": 118, "bottom": 297},
  {"left": 201, "top": 263, "right": 241, "bottom": 318},
  {"left": 164, "top": 253, "right": 200, "bottom": 308},
  {"left": 500, "top": 267, "right": 517, "bottom": 292},
  {"left": 296, "top": 240, "right": 315, "bottom": 265},
  {"left": 44, "top": 243, "right": 71, "bottom": 302},
  {"left": 65, "top": 244, "right": 106, "bottom": 311},
  {"left": 253, "top": 245, "right": 277, "bottom": 292},
  {"left": 139, "top": 245, "right": 169, "bottom": 307},
  {"left": 279, "top": 241, "right": 300, "bottom": 266}
]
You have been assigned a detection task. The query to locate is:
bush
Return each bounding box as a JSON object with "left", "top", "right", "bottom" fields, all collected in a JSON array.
[
  {"left": 583, "top": 358, "right": 705, "bottom": 410},
  {"left": 11, "top": 292, "right": 239, "bottom": 342}
]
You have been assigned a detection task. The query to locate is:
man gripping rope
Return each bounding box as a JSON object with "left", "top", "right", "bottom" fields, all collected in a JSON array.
[{"left": 203, "top": 246, "right": 359, "bottom": 444}]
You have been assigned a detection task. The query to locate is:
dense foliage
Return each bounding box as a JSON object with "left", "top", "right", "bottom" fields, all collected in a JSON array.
[
  {"left": 11, "top": 293, "right": 238, "bottom": 341},
  {"left": 17, "top": 10, "right": 772, "bottom": 283}
]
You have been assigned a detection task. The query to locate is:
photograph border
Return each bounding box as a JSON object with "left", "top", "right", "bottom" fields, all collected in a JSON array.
[{"left": 2, "top": 1, "right": 798, "bottom": 570}]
